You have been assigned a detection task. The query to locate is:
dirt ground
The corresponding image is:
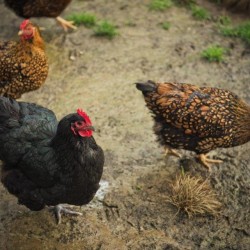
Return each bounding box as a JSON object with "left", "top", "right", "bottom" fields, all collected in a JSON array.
[{"left": 0, "top": 0, "right": 249, "bottom": 249}]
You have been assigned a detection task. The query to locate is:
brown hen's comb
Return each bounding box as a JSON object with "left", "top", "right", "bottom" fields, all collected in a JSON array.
[
  {"left": 77, "top": 109, "right": 92, "bottom": 125},
  {"left": 20, "top": 19, "right": 30, "bottom": 30}
]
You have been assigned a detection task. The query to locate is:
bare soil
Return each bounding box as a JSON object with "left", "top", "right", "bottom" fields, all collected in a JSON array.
[{"left": 0, "top": 0, "right": 249, "bottom": 249}]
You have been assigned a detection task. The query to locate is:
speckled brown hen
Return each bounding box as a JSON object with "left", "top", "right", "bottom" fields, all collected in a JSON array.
[
  {"left": 0, "top": 20, "right": 48, "bottom": 99},
  {"left": 4, "top": 0, "right": 76, "bottom": 30},
  {"left": 136, "top": 80, "right": 250, "bottom": 170}
]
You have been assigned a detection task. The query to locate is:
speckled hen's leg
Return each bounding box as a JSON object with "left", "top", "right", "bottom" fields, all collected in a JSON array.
[
  {"left": 164, "top": 146, "right": 181, "bottom": 158},
  {"left": 198, "top": 154, "right": 223, "bottom": 171},
  {"left": 56, "top": 16, "right": 77, "bottom": 31},
  {"left": 53, "top": 204, "right": 82, "bottom": 224}
]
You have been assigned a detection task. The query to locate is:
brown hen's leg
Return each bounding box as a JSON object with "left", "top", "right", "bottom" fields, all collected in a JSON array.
[
  {"left": 56, "top": 16, "right": 77, "bottom": 31},
  {"left": 164, "top": 146, "right": 181, "bottom": 158},
  {"left": 53, "top": 204, "right": 82, "bottom": 224},
  {"left": 198, "top": 154, "right": 223, "bottom": 171}
]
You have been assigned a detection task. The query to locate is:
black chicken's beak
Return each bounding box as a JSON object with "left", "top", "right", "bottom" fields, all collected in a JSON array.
[{"left": 86, "top": 126, "right": 95, "bottom": 131}]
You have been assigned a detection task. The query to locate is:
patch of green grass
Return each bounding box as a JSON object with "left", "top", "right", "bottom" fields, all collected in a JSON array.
[
  {"left": 201, "top": 45, "right": 226, "bottom": 62},
  {"left": 94, "top": 21, "right": 118, "bottom": 39},
  {"left": 162, "top": 21, "right": 171, "bottom": 30},
  {"left": 173, "top": 0, "right": 196, "bottom": 5},
  {"left": 220, "top": 27, "right": 238, "bottom": 37},
  {"left": 211, "top": 0, "right": 221, "bottom": 3},
  {"left": 221, "top": 21, "right": 250, "bottom": 45},
  {"left": 67, "top": 12, "right": 96, "bottom": 27},
  {"left": 191, "top": 5, "right": 210, "bottom": 20},
  {"left": 149, "top": 0, "right": 173, "bottom": 11},
  {"left": 217, "top": 15, "right": 231, "bottom": 26}
]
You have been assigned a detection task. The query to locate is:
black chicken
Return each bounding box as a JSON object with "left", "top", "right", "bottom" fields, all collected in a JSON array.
[{"left": 0, "top": 97, "right": 104, "bottom": 223}]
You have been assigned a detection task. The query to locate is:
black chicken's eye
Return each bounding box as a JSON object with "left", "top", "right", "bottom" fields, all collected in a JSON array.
[{"left": 76, "top": 121, "right": 83, "bottom": 126}]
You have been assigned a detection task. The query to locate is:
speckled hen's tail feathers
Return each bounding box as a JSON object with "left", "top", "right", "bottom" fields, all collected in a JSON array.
[{"left": 135, "top": 80, "right": 157, "bottom": 94}]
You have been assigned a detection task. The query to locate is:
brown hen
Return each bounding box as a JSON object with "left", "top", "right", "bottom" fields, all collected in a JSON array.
[
  {"left": 4, "top": 0, "right": 76, "bottom": 31},
  {"left": 0, "top": 20, "right": 48, "bottom": 99},
  {"left": 136, "top": 80, "right": 250, "bottom": 170}
]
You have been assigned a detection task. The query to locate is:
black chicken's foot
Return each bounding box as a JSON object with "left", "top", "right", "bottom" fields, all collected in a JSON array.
[
  {"left": 197, "top": 154, "right": 223, "bottom": 171},
  {"left": 164, "top": 146, "right": 181, "bottom": 158},
  {"left": 53, "top": 204, "right": 82, "bottom": 224}
]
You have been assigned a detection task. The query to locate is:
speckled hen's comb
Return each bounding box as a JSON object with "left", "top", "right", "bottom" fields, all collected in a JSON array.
[
  {"left": 20, "top": 19, "right": 30, "bottom": 30},
  {"left": 77, "top": 109, "right": 92, "bottom": 125}
]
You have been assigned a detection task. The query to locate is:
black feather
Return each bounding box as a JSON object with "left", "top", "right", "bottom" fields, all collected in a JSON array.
[
  {"left": 0, "top": 97, "right": 104, "bottom": 212},
  {"left": 4, "top": 0, "right": 26, "bottom": 17}
]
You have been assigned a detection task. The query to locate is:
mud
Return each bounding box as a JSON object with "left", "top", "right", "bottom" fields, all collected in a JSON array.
[{"left": 0, "top": 0, "right": 249, "bottom": 249}]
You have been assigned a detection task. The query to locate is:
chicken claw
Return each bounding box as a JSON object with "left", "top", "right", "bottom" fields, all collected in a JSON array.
[
  {"left": 198, "top": 154, "right": 223, "bottom": 171},
  {"left": 164, "top": 146, "right": 181, "bottom": 158},
  {"left": 54, "top": 204, "right": 82, "bottom": 224},
  {"left": 56, "top": 16, "right": 77, "bottom": 31}
]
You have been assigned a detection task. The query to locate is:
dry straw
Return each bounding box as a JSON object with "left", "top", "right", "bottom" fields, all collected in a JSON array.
[{"left": 167, "top": 173, "right": 222, "bottom": 217}]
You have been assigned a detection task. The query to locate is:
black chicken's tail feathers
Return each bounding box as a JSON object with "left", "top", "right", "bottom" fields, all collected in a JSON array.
[
  {"left": 135, "top": 80, "right": 157, "bottom": 93},
  {"left": 0, "top": 97, "right": 20, "bottom": 126}
]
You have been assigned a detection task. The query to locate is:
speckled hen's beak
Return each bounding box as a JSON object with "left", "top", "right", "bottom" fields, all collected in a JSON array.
[{"left": 18, "top": 30, "right": 23, "bottom": 36}]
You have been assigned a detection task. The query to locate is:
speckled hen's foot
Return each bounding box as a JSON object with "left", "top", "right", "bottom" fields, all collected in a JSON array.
[
  {"left": 56, "top": 16, "right": 77, "bottom": 31},
  {"left": 53, "top": 204, "right": 82, "bottom": 224},
  {"left": 164, "top": 146, "right": 181, "bottom": 158},
  {"left": 198, "top": 154, "right": 223, "bottom": 171}
]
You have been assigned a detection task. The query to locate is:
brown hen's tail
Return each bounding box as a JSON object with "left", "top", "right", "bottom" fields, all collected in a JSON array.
[{"left": 135, "top": 80, "right": 157, "bottom": 94}]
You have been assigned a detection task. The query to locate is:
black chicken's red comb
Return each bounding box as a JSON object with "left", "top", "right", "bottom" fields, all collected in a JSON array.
[
  {"left": 20, "top": 19, "right": 30, "bottom": 30},
  {"left": 77, "top": 109, "right": 92, "bottom": 125}
]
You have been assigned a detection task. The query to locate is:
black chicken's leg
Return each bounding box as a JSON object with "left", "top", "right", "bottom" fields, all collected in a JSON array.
[{"left": 53, "top": 204, "right": 82, "bottom": 224}]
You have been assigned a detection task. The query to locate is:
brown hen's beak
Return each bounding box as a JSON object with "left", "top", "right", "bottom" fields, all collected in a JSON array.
[{"left": 18, "top": 30, "right": 23, "bottom": 36}]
